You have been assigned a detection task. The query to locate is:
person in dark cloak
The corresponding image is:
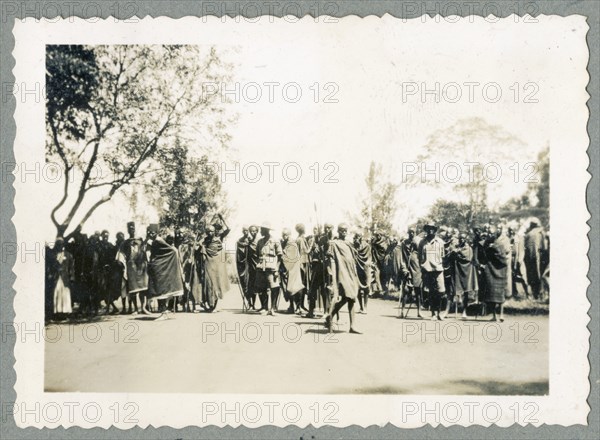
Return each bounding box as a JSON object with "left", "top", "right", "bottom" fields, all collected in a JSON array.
[
  {"left": 165, "top": 231, "right": 175, "bottom": 246},
  {"left": 400, "top": 236, "right": 424, "bottom": 319},
  {"left": 401, "top": 228, "right": 416, "bottom": 266},
  {"left": 370, "top": 229, "right": 390, "bottom": 295},
  {"left": 389, "top": 237, "right": 408, "bottom": 293},
  {"left": 145, "top": 224, "right": 184, "bottom": 319},
  {"left": 246, "top": 225, "right": 260, "bottom": 310},
  {"left": 306, "top": 224, "right": 333, "bottom": 316},
  {"left": 295, "top": 223, "right": 312, "bottom": 316},
  {"left": 177, "top": 228, "right": 200, "bottom": 312},
  {"left": 324, "top": 223, "right": 361, "bottom": 334},
  {"left": 319, "top": 223, "right": 335, "bottom": 313},
  {"left": 472, "top": 226, "right": 488, "bottom": 308},
  {"left": 196, "top": 216, "right": 230, "bottom": 312},
  {"left": 236, "top": 226, "right": 250, "bottom": 302},
  {"left": 119, "top": 221, "right": 147, "bottom": 314},
  {"left": 353, "top": 232, "right": 372, "bottom": 314},
  {"left": 307, "top": 226, "right": 324, "bottom": 317},
  {"left": 279, "top": 228, "right": 292, "bottom": 310},
  {"left": 97, "top": 230, "right": 119, "bottom": 314},
  {"left": 448, "top": 232, "right": 479, "bottom": 319},
  {"left": 81, "top": 233, "right": 101, "bottom": 316},
  {"left": 482, "top": 225, "right": 511, "bottom": 322}
]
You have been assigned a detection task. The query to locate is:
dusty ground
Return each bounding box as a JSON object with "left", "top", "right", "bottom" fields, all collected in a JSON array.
[{"left": 45, "top": 288, "right": 548, "bottom": 394}]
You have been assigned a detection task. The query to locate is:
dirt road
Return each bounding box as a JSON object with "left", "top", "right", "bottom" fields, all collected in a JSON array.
[{"left": 45, "top": 288, "right": 548, "bottom": 394}]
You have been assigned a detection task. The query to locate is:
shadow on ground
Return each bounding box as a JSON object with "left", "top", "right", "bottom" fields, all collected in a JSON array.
[{"left": 340, "top": 380, "right": 548, "bottom": 395}]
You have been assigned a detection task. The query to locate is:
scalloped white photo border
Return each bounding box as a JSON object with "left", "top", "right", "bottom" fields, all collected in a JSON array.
[{"left": 10, "top": 14, "right": 590, "bottom": 429}]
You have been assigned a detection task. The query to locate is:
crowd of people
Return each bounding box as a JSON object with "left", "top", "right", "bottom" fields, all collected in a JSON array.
[
  {"left": 235, "top": 217, "right": 549, "bottom": 331},
  {"left": 45, "top": 215, "right": 232, "bottom": 322},
  {"left": 45, "top": 214, "right": 549, "bottom": 332},
  {"left": 386, "top": 219, "right": 549, "bottom": 322}
]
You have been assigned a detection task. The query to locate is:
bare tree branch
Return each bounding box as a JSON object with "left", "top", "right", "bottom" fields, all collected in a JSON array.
[
  {"left": 48, "top": 120, "right": 72, "bottom": 231},
  {"left": 47, "top": 45, "right": 233, "bottom": 238}
]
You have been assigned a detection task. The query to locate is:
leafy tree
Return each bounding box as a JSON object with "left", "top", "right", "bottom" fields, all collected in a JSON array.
[
  {"left": 352, "top": 161, "right": 398, "bottom": 236},
  {"left": 146, "top": 138, "right": 228, "bottom": 234},
  {"left": 46, "top": 45, "right": 234, "bottom": 240},
  {"left": 407, "top": 117, "right": 526, "bottom": 226},
  {"left": 498, "top": 145, "right": 549, "bottom": 210},
  {"left": 500, "top": 194, "right": 531, "bottom": 212},
  {"left": 496, "top": 144, "right": 549, "bottom": 225},
  {"left": 530, "top": 145, "right": 549, "bottom": 209},
  {"left": 420, "top": 199, "right": 491, "bottom": 232}
]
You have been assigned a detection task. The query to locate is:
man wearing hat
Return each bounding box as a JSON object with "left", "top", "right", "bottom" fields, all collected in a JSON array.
[
  {"left": 256, "top": 222, "right": 284, "bottom": 315},
  {"left": 419, "top": 222, "right": 446, "bottom": 320}
]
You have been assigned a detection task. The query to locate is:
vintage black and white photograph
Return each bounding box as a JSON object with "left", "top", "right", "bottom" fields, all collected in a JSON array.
[
  {"left": 42, "top": 43, "right": 553, "bottom": 393},
  {"left": 8, "top": 13, "right": 590, "bottom": 428}
]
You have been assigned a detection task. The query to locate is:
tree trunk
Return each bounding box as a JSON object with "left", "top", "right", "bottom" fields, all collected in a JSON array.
[{"left": 56, "top": 224, "right": 68, "bottom": 240}]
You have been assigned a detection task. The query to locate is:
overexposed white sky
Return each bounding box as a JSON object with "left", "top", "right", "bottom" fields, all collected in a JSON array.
[{"left": 34, "top": 15, "right": 588, "bottom": 242}]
